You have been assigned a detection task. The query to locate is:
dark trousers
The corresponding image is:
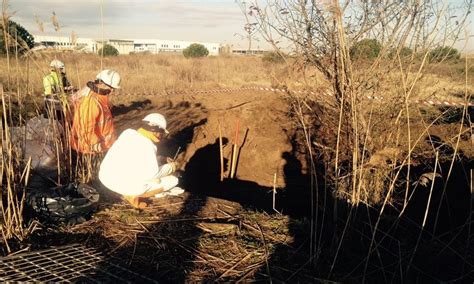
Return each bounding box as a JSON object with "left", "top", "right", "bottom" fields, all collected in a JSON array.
[{"left": 43, "top": 96, "right": 65, "bottom": 123}]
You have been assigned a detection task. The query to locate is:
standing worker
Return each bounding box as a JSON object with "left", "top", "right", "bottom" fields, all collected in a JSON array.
[
  {"left": 43, "top": 59, "right": 72, "bottom": 120},
  {"left": 99, "top": 113, "right": 184, "bottom": 209},
  {"left": 70, "top": 69, "right": 121, "bottom": 154}
]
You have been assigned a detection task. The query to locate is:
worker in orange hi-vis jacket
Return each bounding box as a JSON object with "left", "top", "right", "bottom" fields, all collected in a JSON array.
[{"left": 70, "top": 69, "right": 121, "bottom": 154}]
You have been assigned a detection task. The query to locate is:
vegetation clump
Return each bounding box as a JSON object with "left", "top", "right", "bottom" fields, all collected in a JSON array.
[
  {"left": 388, "top": 46, "right": 413, "bottom": 59},
  {"left": 183, "top": 43, "right": 209, "bottom": 58},
  {"left": 262, "top": 51, "right": 285, "bottom": 63},
  {"left": 98, "top": 44, "right": 119, "bottom": 56},
  {"left": 0, "top": 20, "right": 34, "bottom": 55},
  {"left": 350, "top": 39, "right": 381, "bottom": 60},
  {"left": 429, "top": 46, "right": 460, "bottom": 62}
]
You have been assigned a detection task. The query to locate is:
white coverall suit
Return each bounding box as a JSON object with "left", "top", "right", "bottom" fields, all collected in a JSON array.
[{"left": 99, "top": 129, "right": 178, "bottom": 196}]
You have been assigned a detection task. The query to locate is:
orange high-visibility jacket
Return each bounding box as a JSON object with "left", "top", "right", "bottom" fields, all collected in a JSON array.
[{"left": 70, "top": 89, "right": 115, "bottom": 154}]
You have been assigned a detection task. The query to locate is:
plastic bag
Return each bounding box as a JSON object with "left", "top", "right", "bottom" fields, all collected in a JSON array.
[
  {"left": 9, "top": 115, "right": 62, "bottom": 171},
  {"left": 26, "top": 183, "right": 100, "bottom": 226}
]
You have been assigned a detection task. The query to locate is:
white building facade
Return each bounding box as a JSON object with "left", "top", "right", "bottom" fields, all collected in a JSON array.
[
  {"left": 33, "top": 35, "right": 220, "bottom": 56},
  {"left": 33, "top": 35, "right": 98, "bottom": 53},
  {"left": 132, "top": 39, "right": 219, "bottom": 55}
]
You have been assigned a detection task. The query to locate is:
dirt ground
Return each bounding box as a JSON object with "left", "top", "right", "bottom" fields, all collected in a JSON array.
[
  {"left": 113, "top": 89, "right": 293, "bottom": 188},
  {"left": 57, "top": 89, "right": 309, "bottom": 282},
  {"left": 20, "top": 87, "right": 474, "bottom": 282}
]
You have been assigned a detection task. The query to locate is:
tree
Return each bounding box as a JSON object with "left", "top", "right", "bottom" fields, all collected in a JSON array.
[
  {"left": 183, "top": 43, "right": 209, "bottom": 58},
  {"left": 350, "top": 39, "right": 381, "bottom": 60},
  {"left": 429, "top": 46, "right": 460, "bottom": 62},
  {"left": 0, "top": 20, "right": 34, "bottom": 54},
  {"left": 388, "top": 46, "right": 413, "bottom": 59},
  {"left": 262, "top": 51, "right": 285, "bottom": 63},
  {"left": 98, "top": 44, "right": 119, "bottom": 56}
]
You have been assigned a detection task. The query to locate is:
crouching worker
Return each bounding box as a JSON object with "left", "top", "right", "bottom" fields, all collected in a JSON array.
[{"left": 98, "top": 113, "right": 184, "bottom": 208}]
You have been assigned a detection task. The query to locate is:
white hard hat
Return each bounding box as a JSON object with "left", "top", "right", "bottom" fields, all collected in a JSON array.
[
  {"left": 96, "top": 69, "right": 121, "bottom": 89},
  {"left": 50, "top": 59, "right": 65, "bottom": 69},
  {"left": 142, "top": 113, "right": 169, "bottom": 134}
]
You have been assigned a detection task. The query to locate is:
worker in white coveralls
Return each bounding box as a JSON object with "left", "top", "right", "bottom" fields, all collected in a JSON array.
[{"left": 99, "top": 113, "right": 184, "bottom": 208}]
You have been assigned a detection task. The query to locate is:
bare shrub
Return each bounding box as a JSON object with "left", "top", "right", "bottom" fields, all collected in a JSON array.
[
  {"left": 240, "top": 0, "right": 472, "bottom": 205},
  {"left": 239, "top": 1, "right": 473, "bottom": 279}
]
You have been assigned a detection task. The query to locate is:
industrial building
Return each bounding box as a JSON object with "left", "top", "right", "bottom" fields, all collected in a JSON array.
[
  {"left": 34, "top": 35, "right": 98, "bottom": 53},
  {"left": 33, "top": 35, "right": 220, "bottom": 56}
]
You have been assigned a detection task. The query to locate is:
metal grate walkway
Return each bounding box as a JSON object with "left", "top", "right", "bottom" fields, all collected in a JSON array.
[{"left": 0, "top": 243, "right": 158, "bottom": 283}]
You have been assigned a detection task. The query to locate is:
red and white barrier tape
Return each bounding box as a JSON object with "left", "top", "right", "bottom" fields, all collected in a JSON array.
[{"left": 122, "top": 86, "right": 474, "bottom": 107}]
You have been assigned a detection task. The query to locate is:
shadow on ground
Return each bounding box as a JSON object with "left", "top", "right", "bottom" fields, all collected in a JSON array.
[
  {"left": 111, "top": 99, "right": 152, "bottom": 116},
  {"left": 84, "top": 131, "right": 473, "bottom": 282},
  {"left": 24, "top": 100, "right": 474, "bottom": 282}
]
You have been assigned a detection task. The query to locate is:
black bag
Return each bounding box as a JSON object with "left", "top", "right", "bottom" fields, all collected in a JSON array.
[{"left": 26, "top": 183, "right": 100, "bottom": 225}]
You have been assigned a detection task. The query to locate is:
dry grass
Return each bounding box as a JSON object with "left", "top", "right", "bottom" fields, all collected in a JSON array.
[
  {"left": 0, "top": 52, "right": 469, "bottom": 104},
  {"left": 0, "top": 87, "right": 33, "bottom": 253},
  {"left": 0, "top": 53, "right": 304, "bottom": 95},
  {"left": 353, "top": 68, "right": 474, "bottom": 103},
  {"left": 64, "top": 196, "right": 312, "bottom": 282}
]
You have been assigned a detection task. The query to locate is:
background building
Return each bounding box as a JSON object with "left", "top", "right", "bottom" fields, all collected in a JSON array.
[
  {"left": 33, "top": 35, "right": 221, "bottom": 56},
  {"left": 33, "top": 35, "right": 97, "bottom": 53}
]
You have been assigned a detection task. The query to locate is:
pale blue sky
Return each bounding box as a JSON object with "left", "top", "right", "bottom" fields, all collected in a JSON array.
[
  {"left": 8, "top": 0, "right": 260, "bottom": 49},
  {"left": 6, "top": 0, "right": 474, "bottom": 52}
]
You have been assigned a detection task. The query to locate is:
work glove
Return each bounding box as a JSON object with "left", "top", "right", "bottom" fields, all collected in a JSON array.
[{"left": 167, "top": 158, "right": 180, "bottom": 173}]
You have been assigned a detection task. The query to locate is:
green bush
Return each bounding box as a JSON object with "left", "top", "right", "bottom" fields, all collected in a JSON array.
[
  {"left": 350, "top": 39, "right": 381, "bottom": 60},
  {"left": 0, "top": 20, "right": 34, "bottom": 55},
  {"left": 262, "top": 51, "right": 286, "bottom": 63},
  {"left": 183, "top": 43, "right": 209, "bottom": 58},
  {"left": 388, "top": 46, "right": 413, "bottom": 59},
  {"left": 429, "top": 46, "right": 460, "bottom": 62},
  {"left": 98, "top": 44, "right": 119, "bottom": 56}
]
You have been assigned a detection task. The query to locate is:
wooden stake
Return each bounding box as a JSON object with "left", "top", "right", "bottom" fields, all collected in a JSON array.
[
  {"left": 218, "top": 123, "right": 224, "bottom": 181},
  {"left": 230, "top": 120, "right": 240, "bottom": 179},
  {"left": 230, "top": 144, "right": 238, "bottom": 178},
  {"left": 228, "top": 150, "right": 233, "bottom": 179},
  {"left": 272, "top": 172, "right": 277, "bottom": 212}
]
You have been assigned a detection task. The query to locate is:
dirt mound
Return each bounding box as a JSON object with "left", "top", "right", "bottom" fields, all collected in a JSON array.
[{"left": 113, "top": 90, "right": 292, "bottom": 190}]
